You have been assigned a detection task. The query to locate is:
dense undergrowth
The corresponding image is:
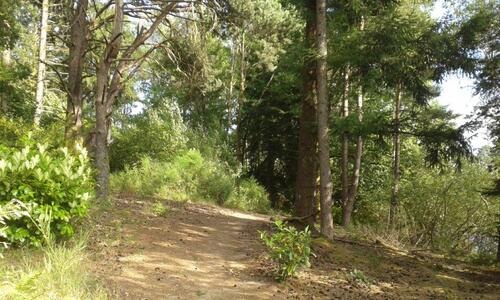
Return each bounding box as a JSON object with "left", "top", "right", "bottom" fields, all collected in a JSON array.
[
  {"left": 111, "top": 150, "right": 271, "bottom": 213},
  {"left": 0, "top": 238, "right": 107, "bottom": 299},
  {"left": 0, "top": 123, "right": 104, "bottom": 299}
]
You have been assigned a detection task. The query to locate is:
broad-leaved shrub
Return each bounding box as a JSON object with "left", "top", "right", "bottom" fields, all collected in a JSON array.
[
  {"left": 0, "top": 141, "right": 92, "bottom": 246},
  {"left": 260, "top": 220, "right": 312, "bottom": 281}
]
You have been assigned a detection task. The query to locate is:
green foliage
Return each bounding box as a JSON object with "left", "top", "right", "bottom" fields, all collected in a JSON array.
[
  {"left": 226, "top": 178, "right": 270, "bottom": 213},
  {"left": 0, "top": 139, "right": 92, "bottom": 246},
  {"left": 352, "top": 139, "right": 498, "bottom": 257},
  {"left": 260, "top": 221, "right": 312, "bottom": 281},
  {"left": 111, "top": 150, "right": 270, "bottom": 212},
  {"left": 110, "top": 101, "right": 187, "bottom": 171},
  {"left": 0, "top": 0, "right": 21, "bottom": 49},
  {"left": 0, "top": 238, "right": 107, "bottom": 299},
  {"left": 467, "top": 252, "right": 497, "bottom": 266},
  {"left": 149, "top": 201, "right": 170, "bottom": 217},
  {"left": 399, "top": 153, "right": 497, "bottom": 253},
  {"left": 347, "top": 269, "right": 372, "bottom": 287},
  {"left": 0, "top": 117, "right": 66, "bottom": 149},
  {"left": 0, "top": 200, "right": 29, "bottom": 255}
]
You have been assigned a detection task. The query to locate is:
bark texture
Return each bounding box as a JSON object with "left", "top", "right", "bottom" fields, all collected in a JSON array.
[
  {"left": 94, "top": 0, "right": 124, "bottom": 199},
  {"left": 341, "top": 18, "right": 365, "bottom": 227},
  {"left": 496, "top": 224, "right": 500, "bottom": 262},
  {"left": 93, "top": 1, "right": 176, "bottom": 199},
  {"left": 340, "top": 68, "right": 350, "bottom": 213},
  {"left": 389, "top": 83, "right": 402, "bottom": 227},
  {"left": 342, "top": 86, "right": 364, "bottom": 226},
  {"left": 65, "top": 0, "right": 89, "bottom": 142},
  {"left": 34, "top": 0, "right": 49, "bottom": 125},
  {"left": 1, "top": 50, "right": 11, "bottom": 113},
  {"left": 295, "top": 0, "right": 318, "bottom": 227},
  {"left": 316, "top": 0, "right": 334, "bottom": 239}
]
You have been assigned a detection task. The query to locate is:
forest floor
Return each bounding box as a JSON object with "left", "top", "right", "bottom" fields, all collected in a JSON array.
[{"left": 89, "top": 196, "right": 500, "bottom": 299}]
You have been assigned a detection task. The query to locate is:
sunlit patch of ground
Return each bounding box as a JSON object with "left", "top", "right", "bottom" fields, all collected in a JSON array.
[{"left": 89, "top": 196, "right": 500, "bottom": 299}]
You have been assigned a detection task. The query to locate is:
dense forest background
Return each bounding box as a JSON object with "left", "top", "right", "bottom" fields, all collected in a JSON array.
[{"left": 0, "top": 0, "right": 499, "bottom": 298}]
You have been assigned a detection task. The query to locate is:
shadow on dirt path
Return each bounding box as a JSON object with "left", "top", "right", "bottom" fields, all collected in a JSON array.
[
  {"left": 89, "top": 196, "right": 500, "bottom": 300},
  {"left": 90, "top": 196, "right": 283, "bottom": 299}
]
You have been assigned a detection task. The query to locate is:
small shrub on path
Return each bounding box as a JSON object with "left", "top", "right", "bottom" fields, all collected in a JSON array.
[{"left": 260, "top": 220, "right": 312, "bottom": 281}]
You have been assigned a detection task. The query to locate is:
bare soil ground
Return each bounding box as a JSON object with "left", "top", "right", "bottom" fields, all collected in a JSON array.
[{"left": 89, "top": 196, "right": 500, "bottom": 299}]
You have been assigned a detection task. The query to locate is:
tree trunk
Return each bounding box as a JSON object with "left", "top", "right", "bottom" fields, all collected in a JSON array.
[
  {"left": 342, "top": 86, "right": 364, "bottom": 227},
  {"left": 341, "top": 17, "right": 365, "bottom": 227},
  {"left": 1, "top": 50, "right": 11, "bottom": 113},
  {"left": 295, "top": 0, "right": 318, "bottom": 227},
  {"left": 65, "top": 0, "right": 89, "bottom": 142},
  {"left": 236, "top": 31, "right": 246, "bottom": 165},
  {"left": 92, "top": 1, "right": 175, "bottom": 199},
  {"left": 389, "top": 83, "right": 402, "bottom": 227},
  {"left": 496, "top": 224, "right": 500, "bottom": 263},
  {"left": 227, "top": 43, "right": 236, "bottom": 134},
  {"left": 94, "top": 0, "right": 124, "bottom": 200},
  {"left": 316, "top": 0, "right": 334, "bottom": 239},
  {"left": 95, "top": 99, "right": 110, "bottom": 199},
  {"left": 34, "top": 0, "right": 49, "bottom": 125},
  {"left": 340, "top": 68, "right": 350, "bottom": 212},
  {"left": 2, "top": 49, "right": 11, "bottom": 65}
]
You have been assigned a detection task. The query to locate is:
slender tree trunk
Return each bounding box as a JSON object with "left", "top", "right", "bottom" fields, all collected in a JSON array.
[
  {"left": 94, "top": 0, "right": 124, "bottom": 200},
  {"left": 389, "top": 83, "right": 402, "bottom": 227},
  {"left": 95, "top": 99, "right": 110, "bottom": 199},
  {"left": 316, "top": 0, "right": 334, "bottom": 239},
  {"left": 236, "top": 32, "right": 246, "bottom": 165},
  {"left": 34, "top": 0, "right": 49, "bottom": 125},
  {"left": 341, "top": 17, "right": 365, "bottom": 227},
  {"left": 92, "top": 1, "right": 174, "bottom": 199},
  {"left": 1, "top": 50, "right": 11, "bottom": 112},
  {"left": 265, "top": 147, "right": 277, "bottom": 207},
  {"left": 227, "top": 43, "right": 236, "bottom": 134},
  {"left": 65, "top": 0, "right": 89, "bottom": 142},
  {"left": 496, "top": 224, "right": 500, "bottom": 262},
  {"left": 295, "top": 0, "right": 318, "bottom": 227},
  {"left": 340, "top": 68, "right": 350, "bottom": 210},
  {"left": 2, "top": 50, "right": 11, "bottom": 65},
  {"left": 342, "top": 86, "right": 364, "bottom": 227}
]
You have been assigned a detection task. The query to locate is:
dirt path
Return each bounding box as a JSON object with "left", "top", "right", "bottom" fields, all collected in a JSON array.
[
  {"left": 90, "top": 197, "right": 283, "bottom": 299},
  {"left": 90, "top": 196, "right": 500, "bottom": 300}
]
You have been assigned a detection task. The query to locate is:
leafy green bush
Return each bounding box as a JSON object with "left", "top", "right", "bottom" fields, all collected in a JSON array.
[
  {"left": 226, "top": 178, "right": 270, "bottom": 213},
  {"left": 111, "top": 150, "right": 271, "bottom": 212},
  {"left": 0, "top": 116, "right": 66, "bottom": 149},
  {"left": 110, "top": 101, "right": 187, "bottom": 171},
  {"left": 0, "top": 141, "right": 92, "bottom": 246},
  {"left": 260, "top": 220, "right": 312, "bottom": 281},
  {"left": 0, "top": 200, "right": 29, "bottom": 255}
]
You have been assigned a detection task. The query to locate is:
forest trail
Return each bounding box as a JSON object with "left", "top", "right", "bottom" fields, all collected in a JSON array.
[
  {"left": 90, "top": 196, "right": 280, "bottom": 299},
  {"left": 90, "top": 196, "right": 500, "bottom": 299}
]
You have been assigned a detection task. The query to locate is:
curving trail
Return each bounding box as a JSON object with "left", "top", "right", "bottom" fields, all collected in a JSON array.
[
  {"left": 90, "top": 197, "right": 283, "bottom": 300},
  {"left": 90, "top": 196, "right": 500, "bottom": 300}
]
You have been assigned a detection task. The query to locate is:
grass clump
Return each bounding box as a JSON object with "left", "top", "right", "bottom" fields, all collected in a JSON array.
[
  {"left": 149, "top": 201, "right": 170, "bottom": 217},
  {"left": 225, "top": 178, "right": 270, "bottom": 213},
  {"left": 347, "top": 269, "right": 372, "bottom": 287},
  {"left": 111, "top": 150, "right": 270, "bottom": 213},
  {"left": 260, "top": 220, "right": 312, "bottom": 281},
  {"left": 0, "top": 239, "right": 107, "bottom": 299}
]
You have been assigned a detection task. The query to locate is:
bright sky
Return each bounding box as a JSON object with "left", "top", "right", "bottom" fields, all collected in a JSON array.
[
  {"left": 431, "top": 1, "right": 491, "bottom": 150},
  {"left": 435, "top": 75, "right": 491, "bottom": 150}
]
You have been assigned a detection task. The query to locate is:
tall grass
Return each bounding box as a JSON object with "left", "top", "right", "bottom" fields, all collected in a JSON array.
[
  {"left": 111, "top": 150, "right": 271, "bottom": 213},
  {"left": 0, "top": 237, "right": 107, "bottom": 300}
]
